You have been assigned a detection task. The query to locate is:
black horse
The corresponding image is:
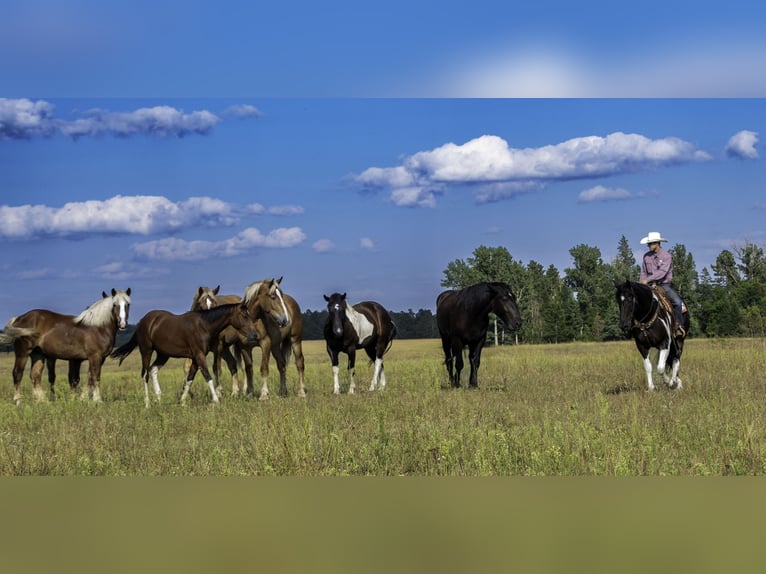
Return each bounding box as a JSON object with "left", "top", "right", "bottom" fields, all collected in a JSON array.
[
  {"left": 614, "top": 280, "right": 690, "bottom": 391},
  {"left": 323, "top": 292, "right": 397, "bottom": 395},
  {"left": 436, "top": 282, "right": 521, "bottom": 389}
]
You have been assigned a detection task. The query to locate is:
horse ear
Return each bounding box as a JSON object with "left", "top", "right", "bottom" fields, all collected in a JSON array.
[
  {"left": 103, "top": 291, "right": 109, "bottom": 298},
  {"left": 324, "top": 294, "right": 330, "bottom": 302},
  {"left": 126, "top": 288, "right": 131, "bottom": 296},
  {"left": 111, "top": 288, "right": 117, "bottom": 297},
  {"left": 275, "top": 276, "right": 283, "bottom": 286},
  {"left": 342, "top": 292, "right": 347, "bottom": 300},
  {"left": 197, "top": 286, "right": 204, "bottom": 296},
  {"left": 213, "top": 285, "right": 220, "bottom": 295}
]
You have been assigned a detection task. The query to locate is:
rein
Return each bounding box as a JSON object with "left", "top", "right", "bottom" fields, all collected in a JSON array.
[{"left": 630, "top": 289, "right": 662, "bottom": 332}]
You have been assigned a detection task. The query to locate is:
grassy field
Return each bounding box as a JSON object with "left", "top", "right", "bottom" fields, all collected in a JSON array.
[{"left": 1, "top": 337, "right": 765, "bottom": 476}]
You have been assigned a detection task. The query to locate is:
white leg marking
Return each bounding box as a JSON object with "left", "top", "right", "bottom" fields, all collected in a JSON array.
[
  {"left": 370, "top": 358, "right": 383, "bottom": 391},
  {"left": 207, "top": 379, "right": 219, "bottom": 403},
  {"left": 643, "top": 356, "right": 655, "bottom": 391},
  {"left": 259, "top": 376, "right": 270, "bottom": 401},
  {"left": 151, "top": 366, "right": 162, "bottom": 397},
  {"left": 180, "top": 379, "right": 192, "bottom": 404},
  {"left": 348, "top": 368, "right": 356, "bottom": 394},
  {"left": 333, "top": 365, "right": 340, "bottom": 395}
]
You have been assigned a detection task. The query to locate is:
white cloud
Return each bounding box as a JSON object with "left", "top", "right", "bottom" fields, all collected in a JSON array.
[
  {"left": 132, "top": 227, "right": 306, "bottom": 261},
  {"left": 0, "top": 98, "right": 257, "bottom": 140},
  {"left": 312, "top": 239, "right": 335, "bottom": 253},
  {"left": 578, "top": 185, "right": 632, "bottom": 203},
  {"left": 356, "top": 132, "right": 711, "bottom": 207},
  {"left": 360, "top": 237, "right": 375, "bottom": 250},
  {"left": 726, "top": 130, "right": 759, "bottom": 159},
  {"left": 0, "top": 195, "right": 303, "bottom": 240}
]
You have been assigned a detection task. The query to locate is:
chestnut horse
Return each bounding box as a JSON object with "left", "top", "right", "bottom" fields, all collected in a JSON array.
[
  {"left": 239, "top": 277, "right": 306, "bottom": 400},
  {"left": 436, "top": 282, "right": 521, "bottom": 389},
  {"left": 0, "top": 288, "right": 131, "bottom": 404},
  {"left": 110, "top": 302, "right": 258, "bottom": 407},
  {"left": 323, "top": 292, "right": 397, "bottom": 395}
]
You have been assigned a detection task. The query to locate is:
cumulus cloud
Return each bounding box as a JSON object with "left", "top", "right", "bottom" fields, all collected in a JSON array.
[
  {"left": 360, "top": 237, "right": 375, "bottom": 250},
  {"left": 355, "top": 132, "right": 711, "bottom": 207},
  {"left": 132, "top": 227, "right": 306, "bottom": 261},
  {"left": 0, "top": 98, "right": 257, "bottom": 140},
  {"left": 726, "top": 130, "right": 759, "bottom": 159},
  {"left": 578, "top": 185, "right": 630, "bottom": 202},
  {"left": 312, "top": 239, "right": 335, "bottom": 253},
  {"left": 0, "top": 195, "right": 301, "bottom": 240}
]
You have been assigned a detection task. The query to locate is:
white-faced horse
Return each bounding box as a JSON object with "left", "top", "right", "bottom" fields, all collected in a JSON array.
[{"left": 323, "top": 292, "right": 397, "bottom": 395}]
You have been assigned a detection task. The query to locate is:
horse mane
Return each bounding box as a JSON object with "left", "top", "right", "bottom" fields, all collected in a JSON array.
[
  {"left": 75, "top": 295, "right": 112, "bottom": 327},
  {"left": 195, "top": 302, "right": 239, "bottom": 324},
  {"left": 243, "top": 281, "right": 264, "bottom": 304}
]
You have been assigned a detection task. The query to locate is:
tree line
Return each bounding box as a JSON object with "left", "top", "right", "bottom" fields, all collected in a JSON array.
[{"left": 301, "top": 237, "right": 766, "bottom": 342}]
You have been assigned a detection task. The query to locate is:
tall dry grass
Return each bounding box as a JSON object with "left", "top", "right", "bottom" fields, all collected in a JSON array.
[{"left": 0, "top": 338, "right": 764, "bottom": 475}]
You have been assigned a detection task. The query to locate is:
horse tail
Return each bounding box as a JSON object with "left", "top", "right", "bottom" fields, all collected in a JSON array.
[
  {"left": 0, "top": 318, "right": 38, "bottom": 344},
  {"left": 387, "top": 320, "right": 397, "bottom": 353},
  {"left": 110, "top": 332, "right": 138, "bottom": 365}
]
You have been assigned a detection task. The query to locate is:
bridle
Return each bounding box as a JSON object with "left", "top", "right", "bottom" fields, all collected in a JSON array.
[{"left": 625, "top": 285, "right": 661, "bottom": 332}]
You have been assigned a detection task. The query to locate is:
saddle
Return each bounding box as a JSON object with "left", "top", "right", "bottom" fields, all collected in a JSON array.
[{"left": 650, "top": 285, "right": 687, "bottom": 334}]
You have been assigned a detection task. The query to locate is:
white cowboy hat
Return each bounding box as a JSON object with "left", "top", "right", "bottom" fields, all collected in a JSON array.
[{"left": 640, "top": 231, "right": 667, "bottom": 244}]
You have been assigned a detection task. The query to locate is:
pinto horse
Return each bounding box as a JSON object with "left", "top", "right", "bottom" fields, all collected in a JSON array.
[
  {"left": 614, "top": 280, "right": 690, "bottom": 391},
  {"left": 110, "top": 302, "right": 258, "bottom": 407},
  {"left": 436, "top": 282, "right": 521, "bottom": 389},
  {"left": 0, "top": 289, "right": 131, "bottom": 404},
  {"left": 323, "top": 292, "right": 397, "bottom": 395},
  {"left": 239, "top": 278, "right": 306, "bottom": 400}
]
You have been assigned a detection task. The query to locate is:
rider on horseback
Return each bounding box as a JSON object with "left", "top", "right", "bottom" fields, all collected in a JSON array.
[{"left": 639, "top": 231, "right": 686, "bottom": 338}]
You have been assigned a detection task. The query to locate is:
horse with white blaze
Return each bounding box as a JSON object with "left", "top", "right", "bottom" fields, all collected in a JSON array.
[{"left": 322, "top": 292, "right": 397, "bottom": 395}]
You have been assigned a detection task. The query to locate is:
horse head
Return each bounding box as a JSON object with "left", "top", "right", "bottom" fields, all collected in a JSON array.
[
  {"left": 489, "top": 283, "right": 521, "bottom": 331},
  {"left": 614, "top": 280, "right": 639, "bottom": 334},
  {"left": 110, "top": 288, "right": 132, "bottom": 330},
  {"left": 194, "top": 285, "right": 220, "bottom": 310},
  {"left": 244, "top": 277, "right": 290, "bottom": 327},
  {"left": 230, "top": 302, "right": 259, "bottom": 343},
  {"left": 323, "top": 292, "right": 348, "bottom": 337}
]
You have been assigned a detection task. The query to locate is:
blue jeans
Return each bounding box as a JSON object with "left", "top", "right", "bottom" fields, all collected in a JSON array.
[{"left": 660, "top": 283, "right": 684, "bottom": 328}]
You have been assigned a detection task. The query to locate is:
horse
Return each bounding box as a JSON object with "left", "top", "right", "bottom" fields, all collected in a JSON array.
[
  {"left": 238, "top": 277, "right": 306, "bottom": 400},
  {"left": 436, "top": 282, "right": 521, "bottom": 389},
  {"left": 0, "top": 289, "right": 131, "bottom": 404},
  {"left": 185, "top": 285, "right": 247, "bottom": 394},
  {"left": 110, "top": 302, "right": 258, "bottom": 408},
  {"left": 614, "top": 280, "right": 690, "bottom": 391},
  {"left": 322, "top": 292, "right": 397, "bottom": 395}
]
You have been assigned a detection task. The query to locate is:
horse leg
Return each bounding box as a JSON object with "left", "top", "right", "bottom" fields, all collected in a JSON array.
[
  {"left": 347, "top": 348, "right": 357, "bottom": 394},
  {"left": 46, "top": 357, "right": 57, "bottom": 400},
  {"left": 292, "top": 338, "right": 307, "bottom": 397},
  {"left": 668, "top": 358, "right": 683, "bottom": 390},
  {"left": 467, "top": 341, "right": 484, "bottom": 388},
  {"left": 366, "top": 346, "right": 382, "bottom": 391},
  {"left": 327, "top": 348, "right": 341, "bottom": 395},
  {"left": 273, "top": 345, "right": 288, "bottom": 398},
  {"left": 258, "top": 338, "right": 272, "bottom": 401},
  {"left": 451, "top": 341, "right": 464, "bottom": 388},
  {"left": 142, "top": 352, "right": 166, "bottom": 408},
  {"left": 180, "top": 360, "right": 199, "bottom": 405},
  {"left": 87, "top": 359, "right": 104, "bottom": 403},
  {"left": 195, "top": 352, "right": 220, "bottom": 404},
  {"left": 221, "top": 344, "right": 240, "bottom": 397},
  {"left": 440, "top": 337, "right": 455, "bottom": 386},
  {"left": 642, "top": 354, "right": 655, "bottom": 391},
  {"left": 11, "top": 343, "right": 31, "bottom": 405},
  {"left": 68, "top": 359, "right": 82, "bottom": 396},
  {"left": 240, "top": 345, "right": 256, "bottom": 398},
  {"left": 29, "top": 349, "right": 46, "bottom": 401}
]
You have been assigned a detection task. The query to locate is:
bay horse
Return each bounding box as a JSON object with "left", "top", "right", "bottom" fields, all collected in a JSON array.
[
  {"left": 614, "top": 280, "right": 690, "bottom": 391},
  {"left": 110, "top": 302, "right": 258, "bottom": 407},
  {"left": 323, "top": 293, "right": 397, "bottom": 395},
  {"left": 238, "top": 277, "right": 306, "bottom": 400},
  {"left": 0, "top": 288, "right": 131, "bottom": 404},
  {"left": 436, "top": 282, "right": 521, "bottom": 389}
]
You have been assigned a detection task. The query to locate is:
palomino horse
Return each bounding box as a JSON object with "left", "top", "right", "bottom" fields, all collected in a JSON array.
[
  {"left": 110, "top": 302, "right": 258, "bottom": 407},
  {"left": 0, "top": 289, "right": 131, "bottom": 404},
  {"left": 323, "top": 292, "right": 397, "bottom": 395},
  {"left": 239, "top": 277, "right": 306, "bottom": 400},
  {"left": 614, "top": 280, "right": 690, "bottom": 391},
  {"left": 436, "top": 282, "right": 521, "bottom": 389}
]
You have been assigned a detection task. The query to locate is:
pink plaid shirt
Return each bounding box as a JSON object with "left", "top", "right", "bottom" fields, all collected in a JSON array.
[{"left": 640, "top": 247, "right": 674, "bottom": 284}]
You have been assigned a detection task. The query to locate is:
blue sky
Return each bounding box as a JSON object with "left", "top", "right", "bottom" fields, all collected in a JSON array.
[{"left": 1, "top": 1, "right": 764, "bottom": 320}]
